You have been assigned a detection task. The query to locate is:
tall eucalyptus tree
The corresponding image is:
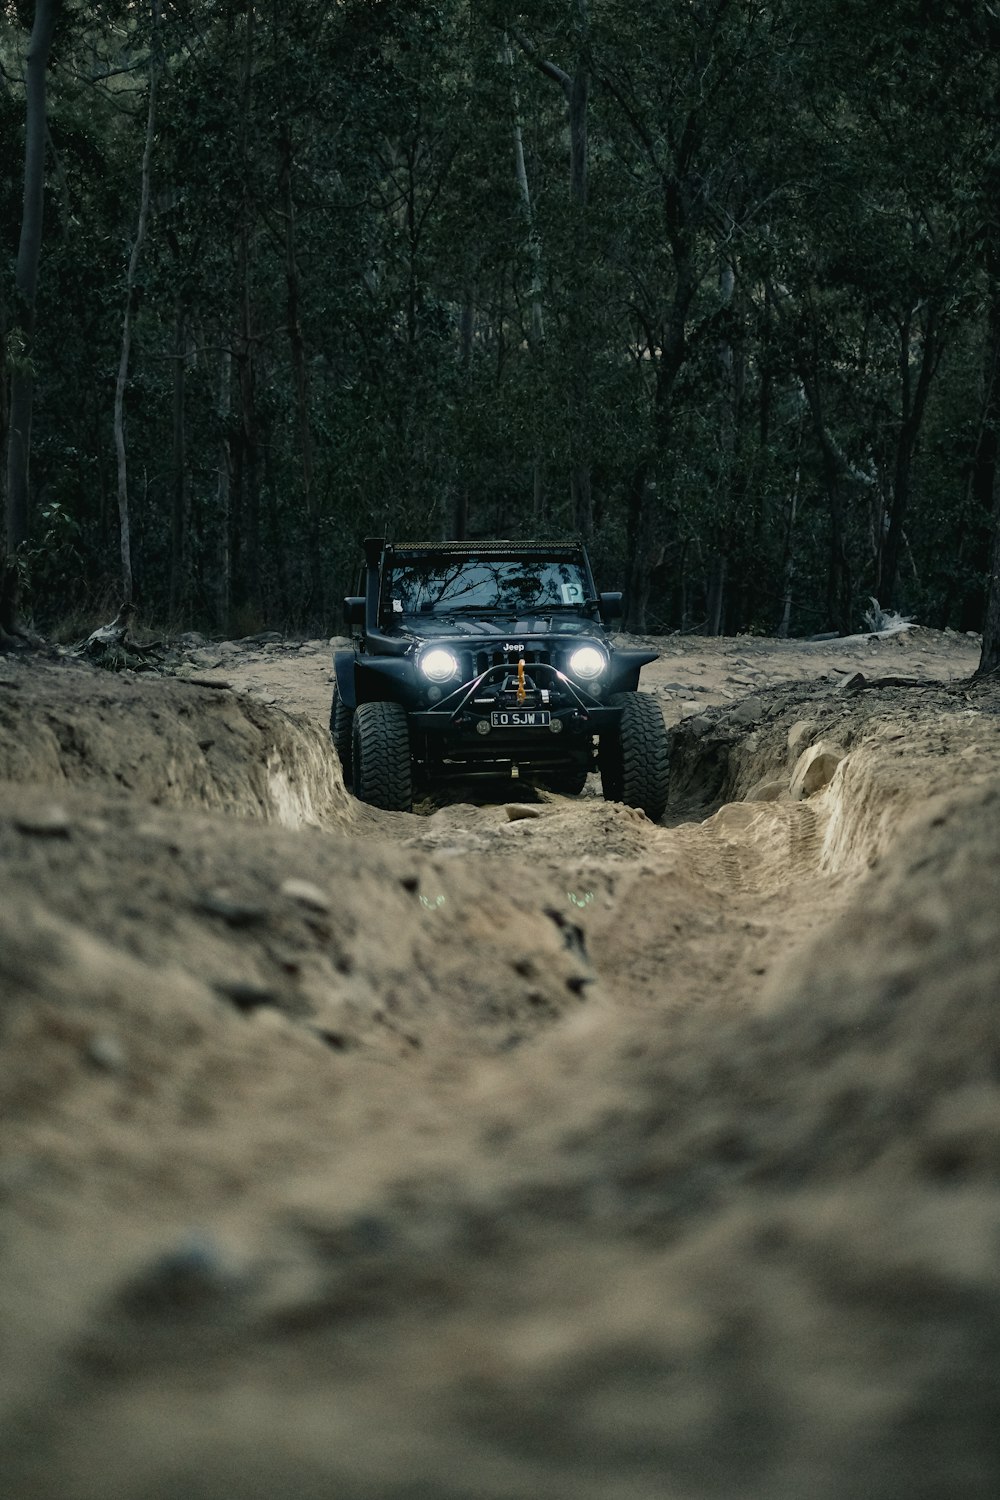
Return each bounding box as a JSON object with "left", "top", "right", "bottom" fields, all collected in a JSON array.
[{"left": 3, "top": 0, "right": 61, "bottom": 639}]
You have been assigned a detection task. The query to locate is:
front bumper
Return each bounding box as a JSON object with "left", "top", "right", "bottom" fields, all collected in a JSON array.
[
  {"left": 404, "top": 662, "right": 620, "bottom": 776},
  {"left": 408, "top": 661, "right": 619, "bottom": 734}
]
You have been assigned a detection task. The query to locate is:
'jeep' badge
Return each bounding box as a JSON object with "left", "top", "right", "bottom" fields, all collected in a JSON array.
[{"left": 504, "top": 642, "right": 525, "bottom": 652}]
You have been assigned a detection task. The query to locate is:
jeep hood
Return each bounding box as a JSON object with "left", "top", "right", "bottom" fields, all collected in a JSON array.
[{"left": 396, "top": 613, "right": 600, "bottom": 642}]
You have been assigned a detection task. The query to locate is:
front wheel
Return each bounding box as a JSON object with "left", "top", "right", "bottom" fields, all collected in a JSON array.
[
  {"left": 352, "top": 701, "right": 413, "bottom": 811},
  {"left": 329, "top": 686, "right": 354, "bottom": 784},
  {"left": 599, "top": 692, "right": 670, "bottom": 822}
]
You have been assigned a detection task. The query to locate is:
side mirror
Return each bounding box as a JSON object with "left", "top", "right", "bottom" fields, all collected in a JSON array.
[
  {"left": 343, "top": 596, "right": 365, "bottom": 627},
  {"left": 598, "top": 591, "right": 623, "bottom": 624}
]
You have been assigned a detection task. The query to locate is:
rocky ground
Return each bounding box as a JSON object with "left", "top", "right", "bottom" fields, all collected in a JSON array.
[{"left": 1, "top": 623, "right": 999, "bottom": 1499}]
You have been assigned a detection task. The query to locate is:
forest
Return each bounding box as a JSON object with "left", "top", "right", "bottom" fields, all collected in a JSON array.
[{"left": 3, "top": 0, "right": 1000, "bottom": 647}]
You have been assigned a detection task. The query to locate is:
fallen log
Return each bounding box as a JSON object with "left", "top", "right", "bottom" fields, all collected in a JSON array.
[{"left": 81, "top": 602, "right": 165, "bottom": 668}]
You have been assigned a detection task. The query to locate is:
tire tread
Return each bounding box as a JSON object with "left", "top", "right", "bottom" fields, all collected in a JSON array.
[
  {"left": 352, "top": 701, "right": 412, "bottom": 811},
  {"left": 330, "top": 688, "right": 354, "bottom": 782},
  {"left": 599, "top": 691, "right": 670, "bottom": 821}
]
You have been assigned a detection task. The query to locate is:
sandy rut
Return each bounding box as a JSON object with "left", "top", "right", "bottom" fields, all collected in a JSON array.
[{"left": 1, "top": 624, "right": 999, "bottom": 1499}]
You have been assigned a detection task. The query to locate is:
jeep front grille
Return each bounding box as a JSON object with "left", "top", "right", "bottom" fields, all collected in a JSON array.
[{"left": 469, "top": 647, "right": 551, "bottom": 678}]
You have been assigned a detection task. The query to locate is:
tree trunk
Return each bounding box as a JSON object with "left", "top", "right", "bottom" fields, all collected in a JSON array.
[
  {"left": 977, "top": 220, "right": 1000, "bottom": 674},
  {"left": 0, "top": 281, "right": 9, "bottom": 519},
  {"left": 278, "top": 121, "right": 322, "bottom": 620},
  {"left": 624, "top": 464, "right": 662, "bottom": 633},
  {"left": 707, "top": 254, "right": 739, "bottom": 636},
  {"left": 570, "top": 465, "right": 593, "bottom": 537},
  {"left": 567, "top": 6, "right": 592, "bottom": 535},
  {"left": 5, "top": 0, "right": 61, "bottom": 558},
  {"left": 216, "top": 346, "right": 232, "bottom": 631},
  {"left": 568, "top": 14, "right": 588, "bottom": 207},
  {"left": 169, "top": 291, "right": 188, "bottom": 621},
  {"left": 962, "top": 263, "right": 1000, "bottom": 633},
  {"left": 800, "top": 369, "right": 853, "bottom": 635},
  {"left": 113, "top": 0, "right": 161, "bottom": 606},
  {"left": 233, "top": 5, "right": 261, "bottom": 619},
  {"left": 777, "top": 455, "right": 801, "bottom": 639},
  {"left": 506, "top": 38, "right": 546, "bottom": 520},
  {"left": 0, "top": 564, "right": 23, "bottom": 645},
  {"left": 509, "top": 11, "right": 592, "bottom": 531},
  {"left": 453, "top": 287, "right": 474, "bottom": 540},
  {"left": 507, "top": 42, "right": 544, "bottom": 351},
  {"left": 878, "top": 306, "right": 939, "bottom": 609},
  {"left": 705, "top": 551, "right": 727, "bottom": 636},
  {"left": 979, "top": 497, "right": 1000, "bottom": 675}
]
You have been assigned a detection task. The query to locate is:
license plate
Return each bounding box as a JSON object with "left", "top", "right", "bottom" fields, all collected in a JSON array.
[{"left": 490, "top": 710, "right": 551, "bottom": 728}]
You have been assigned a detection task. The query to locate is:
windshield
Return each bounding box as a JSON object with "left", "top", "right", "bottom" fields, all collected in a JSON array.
[{"left": 385, "top": 555, "right": 590, "bottom": 617}]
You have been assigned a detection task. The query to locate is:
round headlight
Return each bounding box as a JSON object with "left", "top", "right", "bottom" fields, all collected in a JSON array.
[
  {"left": 568, "top": 645, "right": 606, "bottom": 680},
  {"left": 419, "top": 647, "right": 459, "bottom": 683}
]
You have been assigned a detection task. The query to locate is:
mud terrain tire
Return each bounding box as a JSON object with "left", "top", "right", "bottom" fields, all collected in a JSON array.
[
  {"left": 352, "top": 701, "right": 413, "bottom": 811},
  {"left": 599, "top": 691, "right": 670, "bottom": 821},
  {"left": 329, "top": 687, "right": 354, "bottom": 783}
]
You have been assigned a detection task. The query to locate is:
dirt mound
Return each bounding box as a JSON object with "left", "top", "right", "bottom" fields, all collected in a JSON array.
[
  {"left": 0, "top": 655, "right": 354, "bottom": 830},
  {"left": 2, "top": 633, "right": 1000, "bottom": 1498}
]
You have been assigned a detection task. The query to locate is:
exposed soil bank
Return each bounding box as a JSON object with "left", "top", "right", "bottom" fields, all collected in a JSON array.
[{"left": 1, "top": 632, "right": 999, "bottom": 1498}]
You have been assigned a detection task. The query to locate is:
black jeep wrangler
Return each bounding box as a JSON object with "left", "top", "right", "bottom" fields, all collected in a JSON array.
[{"left": 330, "top": 538, "right": 669, "bottom": 819}]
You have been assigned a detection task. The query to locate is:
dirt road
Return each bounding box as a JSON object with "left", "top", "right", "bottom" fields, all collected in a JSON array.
[{"left": 1, "top": 625, "right": 999, "bottom": 1499}]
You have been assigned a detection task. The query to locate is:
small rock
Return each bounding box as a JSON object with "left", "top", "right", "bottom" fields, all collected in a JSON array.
[
  {"left": 15, "top": 805, "right": 71, "bottom": 837},
  {"left": 312, "top": 1028, "right": 353, "bottom": 1052},
  {"left": 120, "top": 1233, "right": 237, "bottom": 1318},
  {"left": 743, "top": 779, "right": 788, "bottom": 803},
  {"left": 786, "top": 720, "right": 817, "bottom": 758},
  {"left": 197, "top": 890, "right": 267, "bottom": 927},
  {"left": 919, "top": 1086, "right": 1000, "bottom": 1179},
  {"left": 86, "top": 1033, "right": 127, "bottom": 1073},
  {"left": 280, "top": 877, "right": 331, "bottom": 913},
  {"left": 730, "top": 696, "right": 764, "bottom": 725},
  {"left": 216, "top": 981, "right": 279, "bottom": 1014},
  {"left": 505, "top": 805, "right": 543, "bottom": 822},
  {"left": 683, "top": 714, "right": 713, "bottom": 736},
  {"left": 680, "top": 701, "right": 702, "bottom": 717},
  {"left": 790, "top": 740, "right": 846, "bottom": 799},
  {"left": 838, "top": 670, "right": 866, "bottom": 692}
]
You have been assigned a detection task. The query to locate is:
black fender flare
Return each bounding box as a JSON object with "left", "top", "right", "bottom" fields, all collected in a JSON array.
[
  {"left": 333, "top": 651, "right": 358, "bottom": 709},
  {"left": 334, "top": 651, "right": 418, "bottom": 709},
  {"left": 605, "top": 648, "right": 658, "bottom": 696}
]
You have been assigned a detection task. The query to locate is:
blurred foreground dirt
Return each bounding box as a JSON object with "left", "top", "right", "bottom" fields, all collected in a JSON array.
[{"left": 1, "top": 626, "right": 999, "bottom": 1499}]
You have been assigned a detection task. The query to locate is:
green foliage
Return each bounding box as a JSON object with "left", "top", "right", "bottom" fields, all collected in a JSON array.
[{"left": 3, "top": 0, "right": 1000, "bottom": 636}]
